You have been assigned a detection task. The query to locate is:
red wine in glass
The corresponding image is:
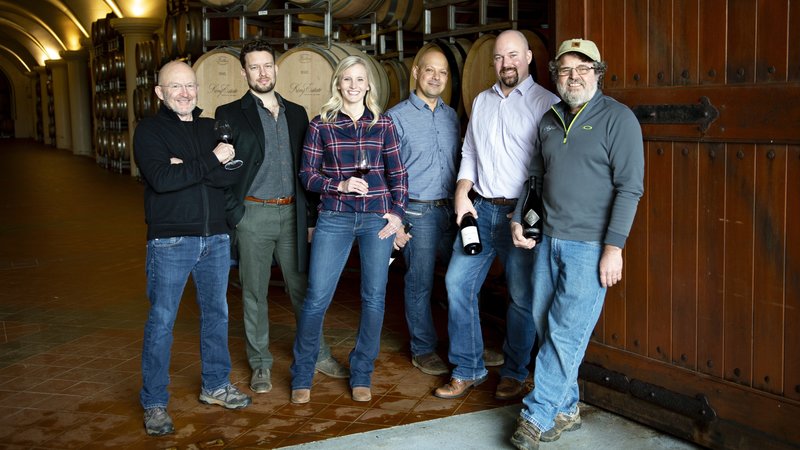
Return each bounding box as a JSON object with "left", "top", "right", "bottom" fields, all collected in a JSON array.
[{"left": 355, "top": 147, "right": 369, "bottom": 177}]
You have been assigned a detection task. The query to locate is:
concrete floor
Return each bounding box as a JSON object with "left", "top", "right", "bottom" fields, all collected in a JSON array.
[{"left": 282, "top": 403, "right": 699, "bottom": 450}]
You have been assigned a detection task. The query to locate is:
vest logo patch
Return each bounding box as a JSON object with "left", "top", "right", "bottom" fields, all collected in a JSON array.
[
  {"left": 543, "top": 125, "right": 557, "bottom": 133},
  {"left": 582, "top": 125, "right": 593, "bottom": 130}
]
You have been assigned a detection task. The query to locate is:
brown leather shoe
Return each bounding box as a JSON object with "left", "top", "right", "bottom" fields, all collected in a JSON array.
[
  {"left": 483, "top": 348, "right": 505, "bottom": 367},
  {"left": 495, "top": 377, "right": 524, "bottom": 400},
  {"left": 411, "top": 352, "right": 449, "bottom": 376},
  {"left": 433, "top": 376, "right": 487, "bottom": 399},
  {"left": 290, "top": 389, "right": 310, "bottom": 404},
  {"left": 352, "top": 386, "right": 371, "bottom": 402}
]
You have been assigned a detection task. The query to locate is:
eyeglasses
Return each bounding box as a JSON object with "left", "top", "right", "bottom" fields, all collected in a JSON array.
[
  {"left": 557, "top": 66, "right": 594, "bottom": 77},
  {"left": 161, "top": 83, "right": 198, "bottom": 91}
]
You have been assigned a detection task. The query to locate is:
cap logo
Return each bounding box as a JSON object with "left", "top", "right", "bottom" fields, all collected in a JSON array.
[{"left": 572, "top": 42, "right": 581, "bottom": 48}]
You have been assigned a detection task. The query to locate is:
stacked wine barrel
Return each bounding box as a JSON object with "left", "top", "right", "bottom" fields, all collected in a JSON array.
[
  {"left": 134, "top": 38, "right": 163, "bottom": 122},
  {"left": 184, "top": 1, "right": 550, "bottom": 124},
  {"left": 91, "top": 13, "right": 129, "bottom": 173}
]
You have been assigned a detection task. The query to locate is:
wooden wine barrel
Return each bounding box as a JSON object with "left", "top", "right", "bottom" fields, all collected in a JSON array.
[
  {"left": 382, "top": 58, "right": 411, "bottom": 110},
  {"left": 276, "top": 42, "right": 390, "bottom": 120},
  {"left": 374, "top": 0, "right": 424, "bottom": 30},
  {"left": 199, "top": 0, "right": 271, "bottom": 11},
  {"left": 291, "top": 0, "right": 379, "bottom": 20},
  {"left": 135, "top": 41, "right": 153, "bottom": 73},
  {"left": 118, "top": 130, "right": 130, "bottom": 161},
  {"left": 164, "top": 15, "right": 179, "bottom": 60},
  {"left": 177, "top": 9, "right": 204, "bottom": 57},
  {"left": 409, "top": 39, "right": 471, "bottom": 115},
  {"left": 192, "top": 47, "right": 248, "bottom": 119},
  {"left": 152, "top": 34, "right": 166, "bottom": 69},
  {"left": 520, "top": 29, "right": 552, "bottom": 91},
  {"left": 461, "top": 30, "right": 553, "bottom": 117},
  {"left": 115, "top": 91, "right": 128, "bottom": 120}
]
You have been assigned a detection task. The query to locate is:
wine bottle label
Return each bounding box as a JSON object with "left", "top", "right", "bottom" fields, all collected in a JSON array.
[
  {"left": 524, "top": 209, "right": 540, "bottom": 226},
  {"left": 461, "top": 226, "right": 479, "bottom": 245}
]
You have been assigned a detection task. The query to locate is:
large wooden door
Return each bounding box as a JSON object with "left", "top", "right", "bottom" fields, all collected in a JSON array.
[{"left": 554, "top": 1, "right": 800, "bottom": 448}]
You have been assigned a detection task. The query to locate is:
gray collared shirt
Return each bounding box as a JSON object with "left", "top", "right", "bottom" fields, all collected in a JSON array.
[
  {"left": 386, "top": 90, "right": 460, "bottom": 201},
  {"left": 248, "top": 93, "right": 294, "bottom": 199}
]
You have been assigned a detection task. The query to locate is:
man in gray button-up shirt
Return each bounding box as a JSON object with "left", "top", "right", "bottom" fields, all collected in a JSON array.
[{"left": 387, "top": 48, "right": 460, "bottom": 377}]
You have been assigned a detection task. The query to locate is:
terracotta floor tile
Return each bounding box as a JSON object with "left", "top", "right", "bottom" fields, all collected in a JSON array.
[
  {"left": 314, "top": 404, "right": 368, "bottom": 422},
  {"left": 354, "top": 407, "right": 408, "bottom": 426},
  {"left": 372, "top": 394, "right": 420, "bottom": 411},
  {"left": 411, "top": 397, "right": 464, "bottom": 416},
  {"left": 226, "top": 427, "right": 291, "bottom": 448},
  {"left": 294, "top": 417, "right": 352, "bottom": 437}
]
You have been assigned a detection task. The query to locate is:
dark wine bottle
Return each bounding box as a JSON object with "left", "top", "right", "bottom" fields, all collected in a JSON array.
[
  {"left": 389, "top": 223, "right": 413, "bottom": 265},
  {"left": 460, "top": 213, "right": 482, "bottom": 255},
  {"left": 522, "top": 176, "right": 543, "bottom": 242}
]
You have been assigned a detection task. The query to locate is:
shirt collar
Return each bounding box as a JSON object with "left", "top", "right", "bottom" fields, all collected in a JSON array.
[
  {"left": 409, "top": 90, "right": 445, "bottom": 111},
  {"left": 492, "top": 74, "right": 534, "bottom": 98}
]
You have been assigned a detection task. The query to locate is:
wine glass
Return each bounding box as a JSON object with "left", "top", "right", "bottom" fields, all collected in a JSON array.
[
  {"left": 215, "top": 119, "right": 242, "bottom": 170},
  {"left": 354, "top": 147, "right": 369, "bottom": 196},
  {"left": 355, "top": 146, "right": 369, "bottom": 178}
]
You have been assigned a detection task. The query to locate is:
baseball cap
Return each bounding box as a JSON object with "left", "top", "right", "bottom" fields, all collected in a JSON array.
[{"left": 555, "top": 39, "right": 602, "bottom": 62}]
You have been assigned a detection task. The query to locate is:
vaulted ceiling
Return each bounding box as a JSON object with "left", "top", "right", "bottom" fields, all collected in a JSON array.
[{"left": 0, "top": 0, "right": 166, "bottom": 74}]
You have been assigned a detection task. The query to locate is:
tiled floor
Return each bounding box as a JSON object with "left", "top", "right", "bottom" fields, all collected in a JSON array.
[{"left": 0, "top": 140, "right": 519, "bottom": 449}]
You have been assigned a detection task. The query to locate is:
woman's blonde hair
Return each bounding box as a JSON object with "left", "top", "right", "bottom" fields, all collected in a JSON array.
[{"left": 320, "top": 55, "right": 381, "bottom": 128}]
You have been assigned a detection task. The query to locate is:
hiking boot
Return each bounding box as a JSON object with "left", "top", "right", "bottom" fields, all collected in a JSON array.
[
  {"left": 510, "top": 417, "right": 541, "bottom": 450},
  {"left": 315, "top": 356, "right": 349, "bottom": 379},
  {"left": 412, "top": 352, "right": 449, "bottom": 376},
  {"left": 250, "top": 368, "right": 272, "bottom": 394},
  {"left": 198, "top": 384, "right": 252, "bottom": 409},
  {"left": 541, "top": 408, "right": 582, "bottom": 442},
  {"left": 143, "top": 407, "right": 174, "bottom": 436}
]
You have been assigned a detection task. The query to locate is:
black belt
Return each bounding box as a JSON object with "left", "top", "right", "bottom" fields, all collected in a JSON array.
[
  {"left": 409, "top": 198, "right": 451, "bottom": 206},
  {"left": 479, "top": 195, "right": 517, "bottom": 206}
]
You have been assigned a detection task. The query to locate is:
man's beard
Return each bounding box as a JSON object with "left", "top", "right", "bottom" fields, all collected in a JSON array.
[
  {"left": 500, "top": 67, "right": 520, "bottom": 88},
  {"left": 249, "top": 78, "right": 275, "bottom": 94},
  {"left": 557, "top": 79, "right": 597, "bottom": 109}
]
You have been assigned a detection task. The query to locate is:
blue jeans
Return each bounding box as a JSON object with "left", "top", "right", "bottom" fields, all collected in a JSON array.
[
  {"left": 291, "top": 211, "right": 394, "bottom": 389},
  {"left": 401, "top": 201, "right": 456, "bottom": 356},
  {"left": 140, "top": 234, "right": 232, "bottom": 409},
  {"left": 444, "top": 198, "right": 535, "bottom": 381},
  {"left": 520, "top": 236, "right": 607, "bottom": 431}
]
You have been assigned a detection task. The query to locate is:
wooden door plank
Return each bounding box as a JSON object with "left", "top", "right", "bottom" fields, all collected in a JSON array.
[
  {"left": 726, "top": 0, "right": 757, "bottom": 84},
  {"left": 648, "top": 0, "right": 673, "bottom": 86},
  {"left": 647, "top": 142, "right": 673, "bottom": 363},
  {"left": 672, "top": 0, "right": 699, "bottom": 85},
  {"left": 671, "top": 142, "right": 699, "bottom": 371},
  {"left": 755, "top": 0, "right": 789, "bottom": 82},
  {"left": 698, "top": 0, "right": 727, "bottom": 85},
  {"left": 626, "top": 0, "right": 649, "bottom": 87},
  {"left": 786, "top": 144, "right": 800, "bottom": 401},
  {"left": 696, "top": 142, "right": 726, "bottom": 378},
  {"left": 625, "top": 145, "right": 650, "bottom": 356},
  {"left": 790, "top": 1, "right": 800, "bottom": 81},
  {"left": 602, "top": 0, "right": 628, "bottom": 90},
  {"left": 751, "top": 144, "right": 786, "bottom": 395},
  {"left": 723, "top": 143, "right": 755, "bottom": 386}
]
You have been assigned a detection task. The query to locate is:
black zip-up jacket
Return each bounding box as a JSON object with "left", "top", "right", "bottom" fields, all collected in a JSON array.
[{"left": 134, "top": 104, "right": 238, "bottom": 240}]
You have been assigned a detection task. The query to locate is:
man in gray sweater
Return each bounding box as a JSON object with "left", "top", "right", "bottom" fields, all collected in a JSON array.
[{"left": 508, "top": 38, "right": 644, "bottom": 450}]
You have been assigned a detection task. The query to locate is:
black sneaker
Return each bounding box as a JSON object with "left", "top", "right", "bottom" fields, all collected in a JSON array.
[
  {"left": 198, "top": 384, "right": 252, "bottom": 409},
  {"left": 144, "top": 407, "right": 174, "bottom": 436}
]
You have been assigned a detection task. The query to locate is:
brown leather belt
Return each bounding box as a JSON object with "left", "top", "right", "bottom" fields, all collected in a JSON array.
[
  {"left": 245, "top": 195, "right": 295, "bottom": 205},
  {"left": 481, "top": 196, "right": 518, "bottom": 206},
  {"left": 409, "top": 198, "right": 451, "bottom": 207}
]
